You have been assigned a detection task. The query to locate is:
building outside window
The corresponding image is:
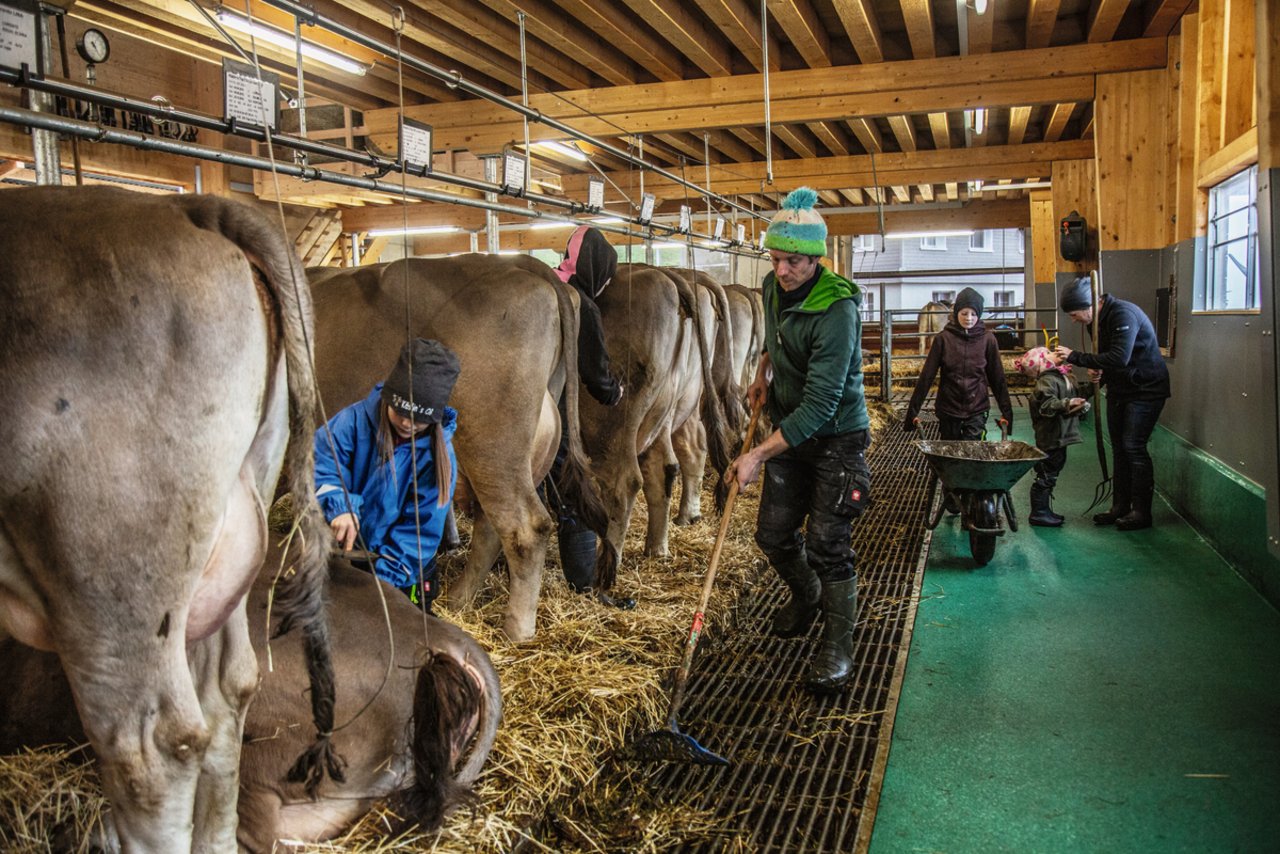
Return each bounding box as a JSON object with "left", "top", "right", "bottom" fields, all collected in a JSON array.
[
  {"left": 932, "top": 290, "right": 956, "bottom": 304},
  {"left": 853, "top": 234, "right": 879, "bottom": 252},
  {"left": 969, "top": 230, "right": 993, "bottom": 252},
  {"left": 1200, "top": 164, "right": 1259, "bottom": 312},
  {"left": 920, "top": 236, "right": 947, "bottom": 251},
  {"left": 993, "top": 290, "right": 1015, "bottom": 307},
  {"left": 861, "top": 288, "right": 876, "bottom": 321}
]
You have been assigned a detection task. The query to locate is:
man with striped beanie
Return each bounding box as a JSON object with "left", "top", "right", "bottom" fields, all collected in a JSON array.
[{"left": 725, "top": 187, "right": 871, "bottom": 694}]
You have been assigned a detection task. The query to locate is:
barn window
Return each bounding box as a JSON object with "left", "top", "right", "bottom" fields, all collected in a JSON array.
[
  {"left": 969, "top": 230, "right": 993, "bottom": 252},
  {"left": 1199, "top": 164, "right": 1259, "bottom": 313},
  {"left": 920, "top": 236, "right": 947, "bottom": 251}
]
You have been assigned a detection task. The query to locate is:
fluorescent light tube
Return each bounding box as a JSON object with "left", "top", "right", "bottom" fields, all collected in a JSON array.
[
  {"left": 218, "top": 12, "right": 368, "bottom": 76},
  {"left": 975, "top": 181, "right": 1051, "bottom": 192},
  {"left": 885, "top": 230, "right": 974, "bottom": 240},
  {"left": 366, "top": 225, "right": 461, "bottom": 237},
  {"left": 534, "top": 141, "right": 588, "bottom": 161}
]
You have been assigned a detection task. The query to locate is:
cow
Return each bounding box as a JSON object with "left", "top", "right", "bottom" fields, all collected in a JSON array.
[
  {"left": 0, "top": 553, "right": 501, "bottom": 849},
  {"left": 307, "top": 255, "right": 612, "bottom": 642},
  {"left": 723, "top": 283, "right": 766, "bottom": 444},
  {"left": 0, "top": 186, "right": 337, "bottom": 851},
  {"left": 917, "top": 299, "right": 952, "bottom": 354},
  {"left": 580, "top": 264, "right": 731, "bottom": 560}
]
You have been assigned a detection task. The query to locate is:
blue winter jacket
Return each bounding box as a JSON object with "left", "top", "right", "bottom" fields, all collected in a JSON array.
[{"left": 314, "top": 385, "right": 458, "bottom": 589}]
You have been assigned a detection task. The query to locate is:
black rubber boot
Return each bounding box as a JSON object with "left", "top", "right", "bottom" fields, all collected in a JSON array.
[
  {"left": 805, "top": 577, "right": 858, "bottom": 694},
  {"left": 1116, "top": 463, "right": 1154, "bottom": 531},
  {"left": 1028, "top": 483, "right": 1064, "bottom": 527},
  {"left": 1094, "top": 467, "right": 1131, "bottom": 525},
  {"left": 560, "top": 523, "right": 636, "bottom": 609},
  {"left": 770, "top": 554, "right": 821, "bottom": 638}
]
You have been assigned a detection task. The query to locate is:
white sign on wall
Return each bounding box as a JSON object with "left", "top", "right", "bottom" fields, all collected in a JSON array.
[
  {"left": 502, "top": 152, "right": 526, "bottom": 194},
  {"left": 639, "top": 193, "right": 655, "bottom": 223},
  {"left": 713, "top": 216, "right": 726, "bottom": 240},
  {"left": 223, "top": 59, "right": 280, "bottom": 130},
  {"left": 0, "top": 0, "right": 39, "bottom": 74},
  {"left": 399, "top": 118, "right": 433, "bottom": 172},
  {"left": 736, "top": 223, "right": 746, "bottom": 243},
  {"left": 679, "top": 205, "right": 691, "bottom": 233},
  {"left": 587, "top": 177, "right": 604, "bottom": 210}
]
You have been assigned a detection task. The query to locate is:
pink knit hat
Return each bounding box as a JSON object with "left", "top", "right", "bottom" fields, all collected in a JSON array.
[{"left": 1014, "top": 346, "right": 1069, "bottom": 378}]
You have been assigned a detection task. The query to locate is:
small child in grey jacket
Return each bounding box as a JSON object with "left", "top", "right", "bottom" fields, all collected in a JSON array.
[{"left": 1014, "top": 346, "right": 1093, "bottom": 527}]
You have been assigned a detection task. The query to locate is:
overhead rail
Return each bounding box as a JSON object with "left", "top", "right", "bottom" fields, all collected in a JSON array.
[
  {"left": 259, "top": 0, "right": 768, "bottom": 224},
  {"left": 0, "top": 105, "right": 766, "bottom": 258},
  {"left": 854, "top": 267, "right": 1026, "bottom": 279}
]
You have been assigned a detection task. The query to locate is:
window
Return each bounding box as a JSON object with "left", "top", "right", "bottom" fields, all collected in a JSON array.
[
  {"left": 932, "top": 290, "right": 956, "bottom": 304},
  {"left": 969, "top": 230, "right": 993, "bottom": 252},
  {"left": 852, "top": 234, "right": 878, "bottom": 252},
  {"left": 861, "top": 289, "right": 876, "bottom": 321},
  {"left": 1200, "top": 164, "right": 1259, "bottom": 312},
  {"left": 993, "top": 290, "right": 1015, "bottom": 308},
  {"left": 920, "top": 236, "right": 947, "bottom": 251}
]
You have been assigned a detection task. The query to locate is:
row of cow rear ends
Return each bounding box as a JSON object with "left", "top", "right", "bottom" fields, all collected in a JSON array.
[{"left": 0, "top": 187, "right": 762, "bottom": 850}]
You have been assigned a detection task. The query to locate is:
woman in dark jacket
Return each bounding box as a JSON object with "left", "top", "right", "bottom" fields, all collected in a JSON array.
[
  {"left": 904, "top": 287, "right": 1015, "bottom": 439},
  {"left": 1053, "top": 276, "right": 1170, "bottom": 530}
]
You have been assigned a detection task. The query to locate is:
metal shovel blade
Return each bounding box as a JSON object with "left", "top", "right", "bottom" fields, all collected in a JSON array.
[{"left": 629, "top": 727, "right": 729, "bottom": 766}]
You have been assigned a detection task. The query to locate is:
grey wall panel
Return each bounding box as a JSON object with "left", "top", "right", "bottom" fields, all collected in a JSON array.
[{"left": 1261, "top": 168, "right": 1280, "bottom": 556}]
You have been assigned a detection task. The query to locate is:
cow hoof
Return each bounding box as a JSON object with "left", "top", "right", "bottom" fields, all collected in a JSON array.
[
  {"left": 597, "top": 591, "right": 637, "bottom": 610},
  {"left": 502, "top": 616, "right": 536, "bottom": 643},
  {"left": 643, "top": 546, "right": 669, "bottom": 558},
  {"left": 675, "top": 514, "right": 701, "bottom": 526}
]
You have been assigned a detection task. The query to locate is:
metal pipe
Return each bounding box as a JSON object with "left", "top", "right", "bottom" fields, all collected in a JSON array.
[
  {"left": 293, "top": 18, "right": 307, "bottom": 144},
  {"left": 260, "top": 0, "right": 766, "bottom": 222},
  {"left": 31, "top": 11, "right": 61, "bottom": 185},
  {"left": 852, "top": 266, "right": 1027, "bottom": 279},
  {"left": 0, "top": 107, "right": 772, "bottom": 259},
  {"left": 760, "top": 0, "right": 773, "bottom": 186},
  {"left": 52, "top": 12, "right": 83, "bottom": 185},
  {"left": 517, "top": 10, "right": 531, "bottom": 200},
  {"left": 482, "top": 155, "right": 500, "bottom": 253}
]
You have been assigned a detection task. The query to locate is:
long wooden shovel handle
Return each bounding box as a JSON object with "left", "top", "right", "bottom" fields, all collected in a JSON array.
[{"left": 665, "top": 399, "right": 764, "bottom": 726}]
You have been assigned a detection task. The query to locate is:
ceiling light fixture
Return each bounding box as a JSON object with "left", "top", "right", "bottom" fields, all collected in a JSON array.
[
  {"left": 974, "top": 180, "right": 1051, "bottom": 192},
  {"left": 973, "top": 108, "right": 986, "bottom": 135},
  {"left": 885, "top": 230, "right": 974, "bottom": 240},
  {"left": 965, "top": 0, "right": 990, "bottom": 16},
  {"left": 365, "top": 225, "right": 461, "bottom": 237},
  {"left": 529, "top": 220, "right": 572, "bottom": 230},
  {"left": 217, "top": 11, "right": 369, "bottom": 76},
  {"left": 534, "top": 140, "right": 588, "bottom": 161}
]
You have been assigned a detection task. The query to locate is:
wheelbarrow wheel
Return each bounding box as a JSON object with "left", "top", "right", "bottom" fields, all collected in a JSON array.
[
  {"left": 969, "top": 531, "right": 997, "bottom": 566},
  {"left": 922, "top": 473, "right": 945, "bottom": 530}
]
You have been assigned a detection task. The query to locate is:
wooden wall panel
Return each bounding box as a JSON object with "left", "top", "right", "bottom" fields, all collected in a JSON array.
[
  {"left": 1095, "top": 69, "right": 1170, "bottom": 251},
  {"left": 1176, "top": 17, "right": 1203, "bottom": 241},
  {"left": 1030, "top": 191, "right": 1057, "bottom": 283},
  {"left": 1220, "top": 0, "right": 1256, "bottom": 146},
  {"left": 1258, "top": 0, "right": 1279, "bottom": 172},
  {"left": 1051, "top": 158, "right": 1097, "bottom": 274}
]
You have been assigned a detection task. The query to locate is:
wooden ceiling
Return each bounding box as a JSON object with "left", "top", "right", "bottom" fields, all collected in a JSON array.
[{"left": 69, "top": 0, "right": 1195, "bottom": 224}]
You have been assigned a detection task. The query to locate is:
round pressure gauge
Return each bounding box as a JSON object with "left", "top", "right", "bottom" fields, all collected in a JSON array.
[{"left": 76, "top": 28, "right": 111, "bottom": 65}]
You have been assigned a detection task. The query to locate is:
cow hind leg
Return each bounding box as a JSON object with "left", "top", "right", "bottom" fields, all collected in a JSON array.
[
  {"left": 673, "top": 418, "right": 708, "bottom": 526},
  {"left": 444, "top": 510, "right": 504, "bottom": 608},
  {"left": 640, "top": 435, "right": 678, "bottom": 558},
  {"left": 496, "top": 498, "right": 554, "bottom": 642}
]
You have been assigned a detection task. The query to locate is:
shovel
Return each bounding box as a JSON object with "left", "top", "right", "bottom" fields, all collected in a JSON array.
[{"left": 630, "top": 399, "right": 763, "bottom": 766}]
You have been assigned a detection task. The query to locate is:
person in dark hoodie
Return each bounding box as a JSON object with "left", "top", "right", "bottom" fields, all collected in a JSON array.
[
  {"left": 725, "top": 187, "right": 871, "bottom": 695},
  {"left": 904, "top": 287, "right": 1015, "bottom": 441},
  {"left": 1051, "top": 276, "right": 1170, "bottom": 531},
  {"left": 550, "top": 225, "right": 635, "bottom": 608}
]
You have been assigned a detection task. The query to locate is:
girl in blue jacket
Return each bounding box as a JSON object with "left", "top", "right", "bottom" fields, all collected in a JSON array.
[{"left": 315, "top": 338, "right": 460, "bottom": 607}]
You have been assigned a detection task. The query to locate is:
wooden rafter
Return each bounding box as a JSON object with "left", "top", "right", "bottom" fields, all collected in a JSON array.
[
  {"left": 887, "top": 116, "right": 918, "bottom": 152},
  {"left": 549, "top": 1, "right": 684, "bottom": 81},
  {"left": 1042, "top": 102, "right": 1076, "bottom": 142},
  {"left": 1007, "top": 106, "right": 1033, "bottom": 145},
  {"left": 900, "top": 0, "right": 937, "bottom": 59},
  {"left": 808, "top": 122, "right": 850, "bottom": 156},
  {"left": 965, "top": 3, "right": 994, "bottom": 54},
  {"left": 486, "top": 0, "right": 638, "bottom": 87},
  {"left": 1087, "top": 0, "right": 1131, "bottom": 44},
  {"left": 847, "top": 118, "right": 884, "bottom": 153},
  {"left": 620, "top": 0, "right": 733, "bottom": 77},
  {"left": 693, "top": 0, "right": 780, "bottom": 72},
  {"left": 830, "top": 0, "right": 885, "bottom": 64},
  {"left": 769, "top": 0, "right": 832, "bottom": 67},
  {"left": 1025, "top": 0, "right": 1062, "bottom": 50},
  {"left": 1143, "top": 0, "right": 1194, "bottom": 38},
  {"left": 928, "top": 112, "right": 951, "bottom": 149}
]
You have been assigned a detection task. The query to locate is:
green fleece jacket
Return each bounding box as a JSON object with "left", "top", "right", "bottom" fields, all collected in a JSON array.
[{"left": 763, "top": 266, "right": 869, "bottom": 447}]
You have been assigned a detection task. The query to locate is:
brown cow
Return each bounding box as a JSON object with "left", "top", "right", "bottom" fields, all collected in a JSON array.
[
  {"left": 0, "top": 554, "right": 500, "bottom": 849},
  {"left": 917, "top": 300, "right": 951, "bottom": 354},
  {"left": 308, "top": 256, "right": 611, "bottom": 642},
  {"left": 0, "top": 187, "right": 335, "bottom": 851},
  {"left": 582, "top": 264, "right": 731, "bottom": 559}
]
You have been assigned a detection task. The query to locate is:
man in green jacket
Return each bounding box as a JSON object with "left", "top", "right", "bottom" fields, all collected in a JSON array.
[{"left": 726, "top": 187, "right": 871, "bottom": 693}]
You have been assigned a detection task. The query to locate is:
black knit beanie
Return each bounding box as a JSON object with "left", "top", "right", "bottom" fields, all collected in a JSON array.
[
  {"left": 381, "top": 338, "right": 461, "bottom": 424},
  {"left": 1060, "top": 276, "right": 1094, "bottom": 312},
  {"left": 953, "top": 287, "right": 984, "bottom": 318}
]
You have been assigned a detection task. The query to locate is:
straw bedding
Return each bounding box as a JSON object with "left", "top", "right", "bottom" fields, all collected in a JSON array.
[{"left": 1, "top": 403, "right": 897, "bottom": 853}]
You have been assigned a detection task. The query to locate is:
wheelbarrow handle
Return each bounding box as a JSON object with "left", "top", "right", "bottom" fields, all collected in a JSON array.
[{"left": 997, "top": 418, "right": 1009, "bottom": 441}]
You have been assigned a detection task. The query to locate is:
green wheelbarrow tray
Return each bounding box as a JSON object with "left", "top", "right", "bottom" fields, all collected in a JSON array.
[
  {"left": 916, "top": 440, "right": 1047, "bottom": 495},
  {"left": 915, "top": 439, "right": 1047, "bottom": 566}
]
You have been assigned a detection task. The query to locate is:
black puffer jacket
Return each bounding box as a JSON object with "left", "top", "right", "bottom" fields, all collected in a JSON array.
[
  {"left": 556, "top": 226, "right": 623, "bottom": 406},
  {"left": 905, "top": 320, "right": 1014, "bottom": 428},
  {"left": 1065, "top": 295, "right": 1170, "bottom": 400}
]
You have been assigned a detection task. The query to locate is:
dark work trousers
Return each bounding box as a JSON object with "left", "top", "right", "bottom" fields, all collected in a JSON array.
[
  {"left": 1106, "top": 394, "right": 1166, "bottom": 510},
  {"left": 542, "top": 394, "right": 597, "bottom": 592},
  {"left": 1033, "top": 447, "right": 1068, "bottom": 491},
  {"left": 937, "top": 410, "right": 988, "bottom": 440},
  {"left": 755, "top": 430, "right": 872, "bottom": 584}
]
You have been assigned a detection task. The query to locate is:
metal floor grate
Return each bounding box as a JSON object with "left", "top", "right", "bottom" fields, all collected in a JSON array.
[{"left": 541, "top": 418, "right": 940, "bottom": 852}]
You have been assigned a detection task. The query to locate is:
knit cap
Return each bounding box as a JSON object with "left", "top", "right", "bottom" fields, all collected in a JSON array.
[
  {"left": 381, "top": 338, "right": 461, "bottom": 424},
  {"left": 764, "top": 187, "right": 827, "bottom": 256},
  {"left": 953, "top": 287, "right": 984, "bottom": 318},
  {"left": 1060, "top": 276, "right": 1094, "bottom": 312},
  {"left": 1013, "top": 346, "right": 1069, "bottom": 378}
]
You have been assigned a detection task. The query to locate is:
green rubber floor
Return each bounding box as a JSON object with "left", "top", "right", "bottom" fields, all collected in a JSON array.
[{"left": 870, "top": 409, "right": 1280, "bottom": 854}]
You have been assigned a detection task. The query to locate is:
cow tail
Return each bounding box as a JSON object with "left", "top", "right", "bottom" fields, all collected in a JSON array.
[
  {"left": 689, "top": 285, "right": 734, "bottom": 514},
  {"left": 709, "top": 283, "right": 745, "bottom": 437},
  {"left": 550, "top": 278, "right": 617, "bottom": 591},
  {"left": 389, "top": 651, "right": 484, "bottom": 832},
  {"left": 179, "top": 196, "right": 345, "bottom": 795}
]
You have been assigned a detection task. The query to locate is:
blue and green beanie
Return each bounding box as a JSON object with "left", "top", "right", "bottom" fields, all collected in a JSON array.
[{"left": 764, "top": 187, "right": 827, "bottom": 256}]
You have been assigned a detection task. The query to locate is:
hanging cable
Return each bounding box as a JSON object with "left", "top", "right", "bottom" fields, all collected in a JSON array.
[{"left": 760, "top": 0, "right": 773, "bottom": 187}]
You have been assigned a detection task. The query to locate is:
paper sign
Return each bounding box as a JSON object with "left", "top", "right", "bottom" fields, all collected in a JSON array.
[
  {"left": 400, "top": 118, "right": 433, "bottom": 171},
  {"left": 639, "top": 193, "right": 655, "bottom": 223},
  {"left": 223, "top": 59, "right": 280, "bottom": 130},
  {"left": 587, "top": 177, "right": 604, "bottom": 210},
  {"left": 502, "top": 152, "right": 526, "bottom": 194},
  {"left": 679, "top": 205, "right": 691, "bottom": 233},
  {"left": 713, "top": 216, "right": 726, "bottom": 240},
  {"left": 0, "top": 1, "right": 39, "bottom": 74},
  {"left": 757, "top": 232, "right": 767, "bottom": 250},
  {"left": 736, "top": 223, "right": 746, "bottom": 243}
]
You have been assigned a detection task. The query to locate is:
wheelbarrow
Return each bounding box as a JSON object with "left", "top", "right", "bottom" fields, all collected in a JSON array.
[{"left": 915, "top": 424, "right": 1046, "bottom": 566}]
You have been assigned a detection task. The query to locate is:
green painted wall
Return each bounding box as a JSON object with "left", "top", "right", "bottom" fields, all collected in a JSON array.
[{"left": 1151, "top": 425, "right": 1280, "bottom": 608}]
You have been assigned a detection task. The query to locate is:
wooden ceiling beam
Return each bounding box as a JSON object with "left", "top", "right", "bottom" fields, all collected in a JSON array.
[
  {"left": 774, "top": 125, "right": 819, "bottom": 159},
  {"left": 552, "top": 0, "right": 684, "bottom": 80},
  {"left": 730, "top": 127, "right": 769, "bottom": 158},
  {"left": 1143, "top": 0, "right": 1194, "bottom": 38},
  {"left": 485, "top": 0, "right": 638, "bottom": 86},
  {"left": 693, "top": 0, "right": 781, "bottom": 72},
  {"left": 701, "top": 130, "right": 758, "bottom": 163},
  {"left": 1007, "top": 106, "right": 1033, "bottom": 145},
  {"left": 621, "top": 0, "right": 734, "bottom": 77},
  {"left": 887, "top": 116, "right": 918, "bottom": 152},
  {"left": 1088, "top": 0, "right": 1131, "bottom": 43},
  {"left": 376, "top": 38, "right": 1168, "bottom": 151},
  {"left": 900, "top": 0, "right": 937, "bottom": 59},
  {"left": 824, "top": 199, "right": 1031, "bottom": 237},
  {"left": 807, "top": 122, "right": 851, "bottom": 156},
  {"left": 830, "top": 0, "right": 885, "bottom": 63},
  {"left": 927, "top": 112, "right": 951, "bottom": 149},
  {"left": 1025, "top": 0, "right": 1061, "bottom": 49},
  {"left": 964, "top": 3, "right": 994, "bottom": 54},
  {"left": 847, "top": 118, "right": 884, "bottom": 153},
  {"left": 769, "top": 0, "right": 832, "bottom": 67},
  {"left": 1042, "top": 102, "right": 1076, "bottom": 142}
]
